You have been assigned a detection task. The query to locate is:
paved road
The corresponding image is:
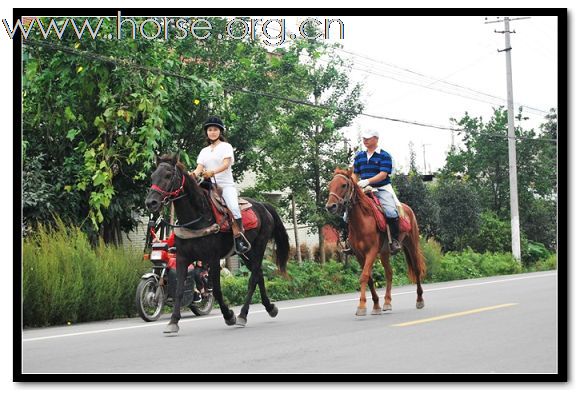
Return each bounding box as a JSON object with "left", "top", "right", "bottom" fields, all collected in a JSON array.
[{"left": 21, "top": 271, "right": 558, "bottom": 374}]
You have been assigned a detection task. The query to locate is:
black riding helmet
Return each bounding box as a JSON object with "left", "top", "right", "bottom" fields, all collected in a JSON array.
[
  {"left": 202, "top": 116, "right": 226, "bottom": 144},
  {"left": 203, "top": 116, "right": 225, "bottom": 132},
  {"left": 203, "top": 116, "right": 226, "bottom": 144}
]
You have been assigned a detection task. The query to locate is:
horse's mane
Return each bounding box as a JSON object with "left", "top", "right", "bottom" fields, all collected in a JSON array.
[{"left": 333, "top": 169, "right": 376, "bottom": 217}]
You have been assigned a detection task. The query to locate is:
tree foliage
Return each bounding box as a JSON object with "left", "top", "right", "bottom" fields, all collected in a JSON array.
[
  {"left": 433, "top": 176, "right": 481, "bottom": 252},
  {"left": 21, "top": 17, "right": 299, "bottom": 243},
  {"left": 393, "top": 143, "right": 439, "bottom": 239},
  {"left": 248, "top": 29, "right": 364, "bottom": 263},
  {"left": 440, "top": 108, "right": 557, "bottom": 251}
]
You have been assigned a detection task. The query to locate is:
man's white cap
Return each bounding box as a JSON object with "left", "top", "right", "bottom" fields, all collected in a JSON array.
[{"left": 361, "top": 130, "right": 379, "bottom": 139}]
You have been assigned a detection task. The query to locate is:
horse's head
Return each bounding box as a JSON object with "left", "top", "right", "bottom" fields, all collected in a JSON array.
[
  {"left": 325, "top": 168, "right": 355, "bottom": 215},
  {"left": 145, "top": 154, "right": 185, "bottom": 213}
]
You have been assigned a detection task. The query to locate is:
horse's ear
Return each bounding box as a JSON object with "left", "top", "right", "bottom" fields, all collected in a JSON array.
[
  {"left": 347, "top": 169, "right": 353, "bottom": 177},
  {"left": 168, "top": 153, "right": 179, "bottom": 165},
  {"left": 154, "top": 154, "right": 159, "bottom": 166}
]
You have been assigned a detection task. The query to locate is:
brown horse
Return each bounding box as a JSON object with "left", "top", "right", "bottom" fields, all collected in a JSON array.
[{"left": 325, "top": 169, "right": 426, "bottom": 316}]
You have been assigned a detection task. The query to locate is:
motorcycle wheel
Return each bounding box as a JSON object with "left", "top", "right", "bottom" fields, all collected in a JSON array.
[
  {"left": 135, "top": 276, "right": 166, "bottom": 322},
  {"left": 190, "top": 292, "right": 214, "bottom": 316}
]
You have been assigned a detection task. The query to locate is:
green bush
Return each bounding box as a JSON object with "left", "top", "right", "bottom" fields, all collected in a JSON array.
[
  {"left": 429, "top": 248, "right": 524, "bottom": 282},
  {"left": 468, "top": 210, "right": 512, "bottom": 253},
  {"left": 421, "top": 237, "right": 443, "bottom": 281},
  {"left": 522, "top": 241, "right": 551, "bottom": 266},
  {"left": 433, "top": 249, "right": 483, "bottom": 282},
  {"left": 23, "top": 220, "right": 147, "bottom": 327},
  {"left": 529, "top": 253, "right": 557, "bottom": 271},
  {"left": 479, "top": 252, "right": 524, "bottom": 276}
]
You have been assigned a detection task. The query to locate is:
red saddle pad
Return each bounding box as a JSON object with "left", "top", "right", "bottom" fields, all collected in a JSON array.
[
  {"left": 367, "top": 193, "right": 412, "bottom": 233},
  {"left": 210, "top": 202, "right": 259, "bottom": 232}
]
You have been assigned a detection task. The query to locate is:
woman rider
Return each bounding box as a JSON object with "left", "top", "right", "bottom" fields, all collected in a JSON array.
[{"left": 189, "top": 116, "right": 250, "bottom": 254}]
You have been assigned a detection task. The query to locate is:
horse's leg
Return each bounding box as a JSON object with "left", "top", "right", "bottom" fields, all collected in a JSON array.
[
  {"left": 356, "top": 247, "right": 379, "bottom": 316},
  {"left": 380, "top": 248, "right": 393, "bottom": 311},
  {"left": 368, "top": 276, "right": 381, "bottom": 315},
  {"left": 208, "top": 258, "right": 237, "bottom": 326},
  {"left": 256, "top": 265, "right": 278, "bottom": 318},
  {"left": 164, "top": 256, "right": 187, "bottom": 334},
  {"left": 236, "top": 264, "right": 259, "bottom": 327}
]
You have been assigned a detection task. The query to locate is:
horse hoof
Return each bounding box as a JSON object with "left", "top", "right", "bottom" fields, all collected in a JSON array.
[
  {"left": 236, "top": 316, "right": 247, "bottom": 327},
  {"left": 371, "top": 308, "right": 382, "bottom": 315},
  {"left": 383, "top": 303, "right": 392, "bottom": 311},
  {"left": 355, "top": 307, "right": 367, "bottom": 316},
  {"left": 225, "top": 311, "right": 237, "bottom": 326},
  {"left": 268, "top": 304, "right": 278, "bottom": 318},
  {"left": 416, "top": 300, "right": 425, "bottom": 309},
  {"left": 164, "top": 323, "right": 179, "bottom": 334}
]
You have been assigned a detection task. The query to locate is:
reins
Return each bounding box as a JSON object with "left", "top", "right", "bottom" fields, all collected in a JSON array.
[
  {"left": 150, "top": 163, "right": 213, "bottom": 230},
  {"left": 329, "top": 173, "right": 357, "bottom": 213}
]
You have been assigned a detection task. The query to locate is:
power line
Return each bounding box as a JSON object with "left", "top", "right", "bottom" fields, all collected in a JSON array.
[
  {"left": 336, "top": 47, "right": 551, "bottom": 115},
  {"left": 22, "top": 39, "right": 556, "bottom": 142}
]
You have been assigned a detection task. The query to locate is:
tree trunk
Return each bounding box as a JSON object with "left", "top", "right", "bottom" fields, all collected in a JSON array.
[
  {"left": 318, "top": 225, "right": 326, "bottom": 265},
  {"left": 291, "top": 193, "right": 302, "bottom": 265}
]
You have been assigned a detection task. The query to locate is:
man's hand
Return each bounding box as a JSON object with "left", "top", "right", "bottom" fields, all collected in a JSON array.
[
  {"left": 202, "top": 169, "right": 215, "bottom": 178},
  {"left": 357, "top": 179, "right": 370, "bottom": 188}
]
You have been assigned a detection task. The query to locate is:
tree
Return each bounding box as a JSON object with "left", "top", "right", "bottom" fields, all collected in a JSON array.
[
  {"left": 433, "top": 176, "right": 481, "bottom": 252},
  {"left": 249, "top": 28, "right": 363, "bottom": 264},
  {"left": 441, "top": 107, "right": 557, "bottom": 251},
  {"left": 393, "top": 142, "right": 439, "bottom": 239},
  {"left": 22, "top": 17, "right": 284, "bottom": 243}
]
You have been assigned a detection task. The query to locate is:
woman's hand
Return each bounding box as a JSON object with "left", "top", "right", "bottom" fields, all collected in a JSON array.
[{"left": 202, "top": 169, "right": 215, "bottom": 178}]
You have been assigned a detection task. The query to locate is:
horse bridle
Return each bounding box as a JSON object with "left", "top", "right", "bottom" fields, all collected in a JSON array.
[
  {"left": 150, "top": 163, "right": 187, "bottom": 205},
  {"left": 149, "top": 163, "right": 206, "bottom": 228},
  {"left": 329, "top": 174, "right": 356, "bottom": 212}
]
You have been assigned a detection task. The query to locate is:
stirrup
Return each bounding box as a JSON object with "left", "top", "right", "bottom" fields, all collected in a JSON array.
[
  {"left": 390, "top": 240, "right": 401, "bottom": 255},
  {"left": 341, "top": 243, "right": 354, "bottom": 255},
  {"left": 234, "top": 234, "right": 251, "bottom": 254}
]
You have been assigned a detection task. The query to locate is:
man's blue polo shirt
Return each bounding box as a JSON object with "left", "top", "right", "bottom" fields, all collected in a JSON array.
[{"left": 353, "top": 148, "right": 393, "bottom": 187}]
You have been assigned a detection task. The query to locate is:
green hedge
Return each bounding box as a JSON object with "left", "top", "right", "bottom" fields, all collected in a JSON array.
[{"left": 23, "top": 220, "right": 147, "bottom": 327}]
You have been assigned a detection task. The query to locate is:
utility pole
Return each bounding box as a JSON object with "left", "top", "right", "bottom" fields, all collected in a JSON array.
[
  {"left": 421, "top": 143, "right": 431, "bottom": 175},
  {"left": 291, "top": 193, "right": 302, "bottom": 265},
  {"left": 485, "top": 16, "right": 530, "bottom": 261}
]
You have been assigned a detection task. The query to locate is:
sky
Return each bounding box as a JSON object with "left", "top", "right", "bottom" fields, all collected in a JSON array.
[
  {"left": 326, "top": 15, "right": 558, "bottom": 173},
  {"left": 0, "top": 1, "right": 576, "bottom": 394}
]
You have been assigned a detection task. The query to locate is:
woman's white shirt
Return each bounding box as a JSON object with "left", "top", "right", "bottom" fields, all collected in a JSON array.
[{"left": 197, "top": 142, "right": 235, "bottom": 187}]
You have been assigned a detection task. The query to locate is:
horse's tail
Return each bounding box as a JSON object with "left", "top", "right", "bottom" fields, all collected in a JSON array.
[
  {"left": 403, "top": 204, "right": 426, "bottom": 283},
  {"left": 263, "top": 203, "right": 289, "bottom": 274}
]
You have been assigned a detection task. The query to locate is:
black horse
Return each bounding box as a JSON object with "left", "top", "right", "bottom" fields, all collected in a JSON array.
[{"left": 145, "top": 154, "right": 290, "bottom": 334}]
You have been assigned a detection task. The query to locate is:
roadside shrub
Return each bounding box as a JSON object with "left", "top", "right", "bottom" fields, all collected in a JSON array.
[
  {"left": 433, "top": 249, "right": 484, "bottom": 282},
  {"left": 529, "top": 253, "right": 557, "bottom": 272},
  {"left": 478, "top": 252, "right": 524, "bottom": 276},
  {"left": 522, "top": 241, "right": 551, "bottom": 266},
  {"left": 468, "top": 210, "right": 512, "bottom": 253},
  {"left": 23, "top": 220, "right": 147, "bottom": 327},
  {"left": 421, "top": 237, "right": 443, "bottom": 281},
  {"left": 430, "top": 248, "right": 524, "bottom": 282}
]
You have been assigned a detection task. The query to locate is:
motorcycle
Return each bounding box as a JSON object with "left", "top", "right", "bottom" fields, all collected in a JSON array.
[{"left": 136, "top": 225, "right": 214, "bottom": 322}]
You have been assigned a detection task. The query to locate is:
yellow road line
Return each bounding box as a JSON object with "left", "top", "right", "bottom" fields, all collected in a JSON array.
[{"left": 392, "top": 303, "right": 519, "bottom": 327}]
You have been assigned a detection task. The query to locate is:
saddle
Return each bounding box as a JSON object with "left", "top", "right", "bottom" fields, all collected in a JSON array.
[
  {"left": 365, "top": 192, "right": 388, "bottom": 232},
  {"left": 201, "top": 181, "right": 259, "bottom": 233},
  {"left": 365, "top": 191, "right": 412, "bottom": 233}
]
